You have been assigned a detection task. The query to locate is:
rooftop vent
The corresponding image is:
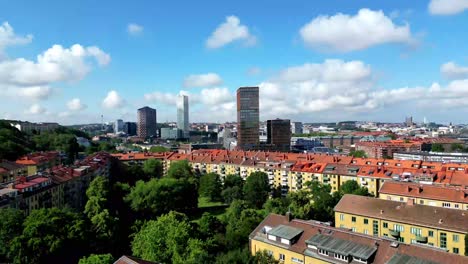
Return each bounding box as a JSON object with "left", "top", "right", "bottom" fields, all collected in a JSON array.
[
  {"left": 380, "top": 210, "right": 384, "bottom": 214},
  {"left": 390, "top": 242, "right": 399, "bottom": 248}
]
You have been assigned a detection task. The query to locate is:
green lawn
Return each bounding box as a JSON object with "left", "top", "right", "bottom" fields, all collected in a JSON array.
[{"left": 192, "top": 197, "right": 229, "bottom": 222}]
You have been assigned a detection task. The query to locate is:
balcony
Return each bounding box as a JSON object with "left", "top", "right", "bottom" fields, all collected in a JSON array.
[
  {"left": 416, "top": 235, "right": 428, "bottom": 243},
  {"left": 389, "top": 230, "right": 400, "bottom": 237}
]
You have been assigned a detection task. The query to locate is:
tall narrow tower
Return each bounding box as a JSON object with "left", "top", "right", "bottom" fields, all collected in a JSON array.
[
  {"left": 177, "top": 94, "right": 189, "bottom": 138},
  {"left": 237, "top": 86, "right": 259, "bottom": 150},
  {"left": 137, "top": 106, "right": 157, "bottom": 139}
]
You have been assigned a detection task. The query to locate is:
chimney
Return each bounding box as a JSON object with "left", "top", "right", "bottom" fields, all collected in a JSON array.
[
  {"left": 407, "top": 186, "right": 411, "bottom": 192},
  {"left": 286, "top": 211, "right": 292, "bottom": 222}
]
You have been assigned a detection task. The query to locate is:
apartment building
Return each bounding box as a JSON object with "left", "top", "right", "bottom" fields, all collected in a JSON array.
[
  {"left": 250, "top": 213, "right": 467, "bottom": 264},
  {"left": 379, "top": 181, "right": 468, "bottom": 210},
  {"left": 16, "top": 151, "right": 60, "bottom": 176},
  {"left": 355, "top": 140, "right": 424, "bottom": 159},
  {"left": 0, "top": 160, "right": 26, "bottom": 183},
  {"left": 334, "top": 194, "right": 468, "bottom": 256}
]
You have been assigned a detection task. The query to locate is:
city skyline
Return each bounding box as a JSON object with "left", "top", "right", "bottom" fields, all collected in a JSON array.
[{"left": 1, "top": 1, "right": 468, "bottom": 125}]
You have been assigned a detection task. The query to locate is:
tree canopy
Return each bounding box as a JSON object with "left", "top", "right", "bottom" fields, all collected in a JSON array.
[
  {"left": 243, "top": 172, "right": 270, "bottom": 209},
  {"left": 142, "top": 159, "right": 164, "bottom": 179},
  {"left": 78, "top": 254, "right": 114, "bottom": 264},
  {"left": 199, "top": 173, "right": 222, "bottom": 201}
]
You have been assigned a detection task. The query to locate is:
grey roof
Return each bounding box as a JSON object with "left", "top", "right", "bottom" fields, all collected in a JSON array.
[
  {"left": 386, "top": 254, "right": 439, "bottom": 264},
  {"left": 306, "top": 234, "right": 377, "bottom": 260},
  {"left": 267, "top": 225, "right": 303, "bottom": 240}
]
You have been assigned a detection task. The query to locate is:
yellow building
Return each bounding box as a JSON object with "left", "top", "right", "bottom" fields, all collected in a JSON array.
[
  {"left": 379, "top": 181, "right": 468, "bottom": 210},
  {"left": 334, "top": 194, "right": 468, "bottom": 256},
  {"left": 250, "top": 213, "right": 468, "bottom": 264}
]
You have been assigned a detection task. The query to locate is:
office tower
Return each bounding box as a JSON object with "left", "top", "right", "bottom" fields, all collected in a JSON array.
[
  {"left": 267, "top": 119, "right": 291, "bottom": 152},
  {"left": 114, "top": 119, "right": 124, "bottom": 133},
  {"left": 123, "top": 122, "right": 137, "bottom": 136},
  {"left": 177, "top": 94, "right": 189, "bottom": 138},
  {"left": 405, "top": 116, "right": 413, "bottom": 127},
  {"left": 291, "top": 121, "right": 303, "bottom": 135},
  {"left": 237, "top": 86, "right": 259, "bottom": 150},
  {"left": 137, "top": 106, "right": 157, "bottom": 139}
]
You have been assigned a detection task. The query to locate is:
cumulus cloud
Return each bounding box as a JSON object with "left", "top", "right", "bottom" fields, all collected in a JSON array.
[
  {"left": 67, "top": 98, "right": 87, "bottom": 111},
  {"left": 429, "top": 0, "right": 468, "bottom": 15},
  {"left": 183, "top": 73, "right": 223, "bottom": 88},
  {"left": 0, "top": 22, "right": 33, "bottom": 55},
  {"left": 127, "top": 23, "right": 143, "bottom": 35},
  {"left": 441, "top": 61, "right": 468, "bottom": 80},
  {"left": 144, "top": 91, "right": 179, "bottom": 105},
  {"left": 299, "top": 9, "right": 414, "bottom": 52},
  {"left": 102, "top": 90, "right": 125, "bottom": 109},
  {"left": 206, "top": 16, "right": 256, "bottom": 49},
  {"left": 26, "top": 104, "right": 46, "bottom": 115}
]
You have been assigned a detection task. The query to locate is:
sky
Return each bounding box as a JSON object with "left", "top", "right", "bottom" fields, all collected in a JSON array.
[{"left": 1, "top": 0, "right": 468, "bottom": 125}]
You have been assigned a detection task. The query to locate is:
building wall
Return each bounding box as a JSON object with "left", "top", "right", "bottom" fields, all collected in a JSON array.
[
  {"left": 237, "top": 87, "right": 260, "bottom": 150},
  {"left": 379, "top": 193, "right": 468, "bottom": 210},
  {"left": 334, "top": 212, "right": 466, "bottom": 256},
  {"left": 250, "top": 240, "right": 307, "bottom": 264},
  {"left": 137, "top": 106, "right": 157, "bottom": 138}
]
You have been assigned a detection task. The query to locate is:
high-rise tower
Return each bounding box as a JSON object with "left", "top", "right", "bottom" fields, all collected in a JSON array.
[
  {"left": 177, "top": 94, "right": 189, "bottom": 138},
  {"left": 237, "top": 86, "right": 259, "bottom": 150},
  {"left": 137, "top": 106, "right": 157, "bottom": 139}
]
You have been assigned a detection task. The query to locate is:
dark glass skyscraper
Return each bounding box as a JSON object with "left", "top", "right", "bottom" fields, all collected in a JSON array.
[
  {"left": 267, "top": 119, "right": 291, "bottom": 152},
  {"left": 237, "top": 86, "right": 259, "bottom": 150}
]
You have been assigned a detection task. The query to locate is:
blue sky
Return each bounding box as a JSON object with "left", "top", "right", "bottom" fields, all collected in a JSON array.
[{"left": 1, "top": 0, "right": 468, "bottom": 124}]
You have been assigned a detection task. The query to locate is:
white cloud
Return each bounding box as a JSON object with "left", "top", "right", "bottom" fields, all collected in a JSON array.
[
  {"left": 299, "top": 8, "right": 414, "bottom": 52},
  {"left": 429, "top": 0, "right": 468, "bottom": 15},
  {"left": 67, "top": 98, "right": 87, "bottom": 111},
  {"left": 183, "top": 73, "right": 223, "bottom": 88},
  {"left": 16, "top": 86, "right": 53, "bottom": 100},
  {"left": 440, "top": 61, "right": 468, "bottom": 80},
  {"left": 102, "top": 90, "right": 125, "bottom": 109},
  {"left": 127, "top": 23, "right": 143, "bottom": 35},
  {"left": 144, "top": 91, "right": 179, "bottom": 105},
  {"left": 26, "top": 104, "right": 46, "bottom": 115},
  {"left": 206, "top": 16, "right": 256, "bottom": 49},
  {"left": 200, "top": 87, "right": 233, "bottom": 105},
  {"left": 0, "top": 22, "right": 33, "bottom": 55}
]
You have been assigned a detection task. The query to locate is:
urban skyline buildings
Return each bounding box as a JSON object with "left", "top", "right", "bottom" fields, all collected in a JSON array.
[
  {"left": 267, "top": 119, "right": 291, "bottom": 152},
  {"left": 177, "top": 94, "right": 189, "bottom": 138},
  {"left": 137, "top": 106, "right": 157, "bottom": 139},
  {"left": 236, "top": 86, "right": 260, "bottom": 150}
]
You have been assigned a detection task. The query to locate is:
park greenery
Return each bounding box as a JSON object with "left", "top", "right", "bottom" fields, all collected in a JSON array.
[{"left": 0, "top": 155, "right": 373, "bottom": 263}]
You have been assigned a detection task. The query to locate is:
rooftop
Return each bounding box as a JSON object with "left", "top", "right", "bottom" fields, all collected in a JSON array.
[{"left": 334, "top": 194, "right": 468, "bottom": 233}]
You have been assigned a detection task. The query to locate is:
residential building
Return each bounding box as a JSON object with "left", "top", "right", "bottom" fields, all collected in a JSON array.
[
  {"left": 237, "top": 86, "right": 259, "bottom": 150},
  {"left": 11, "top": 122, "right": 60, "bottom": 133},
  {"left": 114, "top": 255, "right": 159, "bottom": 264},
  {"left": 161, "top": 127, "right": 181, "bottom": 140},
  {"left": 250, "top": 213, "right": 467, "bottom": 264},
  {"left": 0, "top": 160, "right": 26, "bottom": 183},
  {"left": 334, "top": 194, "right": 468, "bottom": 256},
  {"left": 115, "top": 119, "right": 124, "bottom": 133},
  {"left": 378, "top": 181, "right": 468, "bottom": 210},
  {"left": 15, "top": 151, "right": 60, "bottom": 176},
  {"left": 291, "top": 122, "right": 303, "bottom": 135},
  {"left": 177, "top": 94, "right": 189, "bottom": 138},
  {"left": 394, "top": 151, "right": 468, "bottom": 164},
  {"left": 123, "top": 122, "right": 137, "bottom": 136},
  {"left": 267, "top": 119, "right": 291, "bottom": 152},
  {"left": 137, "top": 106, "right": 157, "bottom": 139},
  {"left": 355, "top": 140, "right": 424, "bottom": 159}
]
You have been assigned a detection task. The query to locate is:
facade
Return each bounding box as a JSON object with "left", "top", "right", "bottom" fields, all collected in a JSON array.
[
  {"left": 405, "top": 116, "right": 413, "bottom": 127},
  {"left": 123, "top": 122, "right": 137, "bottom": 136},
  {"left": 335, "top": 194, "right": 468, "bottom": 256},
  {"left": 177, "top": 94, "right": 189, "bottom": 138},
  {"left": 267, "top": 119, "right": 291, "bottom": 152},
  {"left": 394, "top": 151, "right": 468, "bottom": 164},
  {"left": 15, "top": 151, "right": 60, "bottom": 176},
  {"left": 250, "top": 213, "right": 467, "bottom": 264},
  {"left": 160, "top": 127, "right": 181, "bottom": 140},
  {"left": 137, "top": 106, "right": 157, "bottom": 139},
  {"left": 378, "top": 181, "right": 468, "bottom": 210},
  {"left": 355, "top": 141, "right": 424, "bottom": 159},
  {"left": 290, "top": 122, "right": 303, "bottom": 135},
  {"left": 237, "top": 86, "right": 259, "bottom": 150},
  {"left": 0, "top": 161, "right": 26, "bottom": 183},
  {"left": 115, "top": 119, "right": 124, "bottom": 133}
]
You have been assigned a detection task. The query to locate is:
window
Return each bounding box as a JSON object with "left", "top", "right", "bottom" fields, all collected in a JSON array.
[
  {"left": 442, "top": 202, "right": 451, "bottom": 208},
  {"left": 334, "top": 253, "right": 349, "bottom": 262},
  {"left": 279, "top": 254, "right": 285, "bottom": 261},
  {"left": 393, "top": 224, "right": 404, "bottom": 232},
  {"left": 364, "top": 219, "right": 368, "bottom": 224},
  {"left": 352, "top": 227, "right": 356, "bottom": 232},
  {"left": 352, "top": 216, "right": 356, "bottom": 223},
  {"left": 383, "top": 222, "right": 388, "bottom": 228},
  {"left": 428, "top": 230, "right": 434, "bottom": 237},
  {"left": 266, "top": 250, "right": 273, "bottom": 256},
  {"left": 398, "top": 237, "right": 405, "bottom": 243},
  {"left": 419, "top": 200, "right": 424, "bottom": 205},
  {"left": 453, "top": 248, "right": 459, "bottom": 254},
  {"left": 428, "top": 242, "right": 434, "bottom": 246},
  {"left": 373, "top": 220, "right": 379, "bottom": 236},
  {"left": 400, "top": 197, "right": 404, "bottom": 202},
  {"left": 340, "top": 224, "right": 344, "bottom": 228},
  {"left": 318, "top": 249, "right": 328, "bottom": 256},
  {"left": 410, "top": 227, "right": 421, "bottom": 236},
  {"left": 454, "top": 204, "right": 459, "bottom": 209},
  {"left": 440, "top": 233, "right": 447, "bottom": 249},
  {"left": 453, "top": 234, "right": 459, "bottom": 242},
  {"left": 364, "top": 229, "right": 369, "bottom": 235},
  {"left": 383, "top": 233, "right": 388, "bottom": 237},
  {"left": 340, "top": 214, "right": 344, "bottom": 221},
  {"left": 291, "top": 257, "right": 303, "bottom": 263}
]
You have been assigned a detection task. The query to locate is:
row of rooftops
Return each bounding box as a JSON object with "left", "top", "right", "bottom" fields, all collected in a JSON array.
[
  {"left": 15, "top": 151, "right": 60, "bottom": 166},
  {"left": 0, "top": 152, "right": 112, "bottom": 201},
  {"left": 112, "top": 149, "right": 468, "bottom": 186},
  {"left": 251, "top": 213, "right": 466, "bottom": 264}
]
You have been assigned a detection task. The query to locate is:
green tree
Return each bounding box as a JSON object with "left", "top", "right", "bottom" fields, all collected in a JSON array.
[
  {"left": 349, "top": 150, "right": 367, "bottom": 158},
  {"left": 167, "top": 160, "right": 194, "bottom": 180},
  {"left": 199, "top": 173, "right": 222, "bottom": 201},
  {"left": 224, "top": 200, "right": 265, "bottom": 249},
  {"left": 224, "top": 174, "right": 243, "bottom": 189},
  {"left": 149, "top": 146, "right": 169, "bottom": 153},
  {"left": 431, "top": 143, "right": 444, "bottom": 152},
  {"left": 0, "top": 121, "right": 31, "bottom": 160},
  {"left": 263, "top": 197, "right": 289, "bottom": 215},
  {"left": 125, "top": 178, "right": 198, "bottom": 217},
  {"left": 222, "top": 174, "right": 244, "bottom": 204},
  {"left": 84, "top": 176, "right": 117, "bottom": 240},
  {"left": 253, "top": 250, "right": 280, "bottom": 264},
  {"left": 197, "top": 212, "right": 225, "bottom": 240},
  {"left": 78, "top": 254, "right": 114, "bottom": 264},
  {"left": 451, "top": 143, "right": 465, "bottom": 152},
  {"left": 243, "top": 172, "right": 270, "bottom": 209},
  {"left": 125, "top": 164, "right": 146, "bottom": 184},
  {"left": 143, "top": 159, "right": 163, "bottom": 179},
  {"left": 215, "top": 247, "right": 253, "bottom": 264},
  {"left": 339, "top": 180, "right": 370, "bottom": 197},
  {"left": 131, "top": 211, "right": 205, "bottom": 264},
  {"left": 10, "top": 207, "right": 87, "bottom": 264},
  {"left": 306, "top": 181, "right": 338, "bottom": 222},
  {"left": 0, "top": 209, "right": 24, "bottom": 261}
]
